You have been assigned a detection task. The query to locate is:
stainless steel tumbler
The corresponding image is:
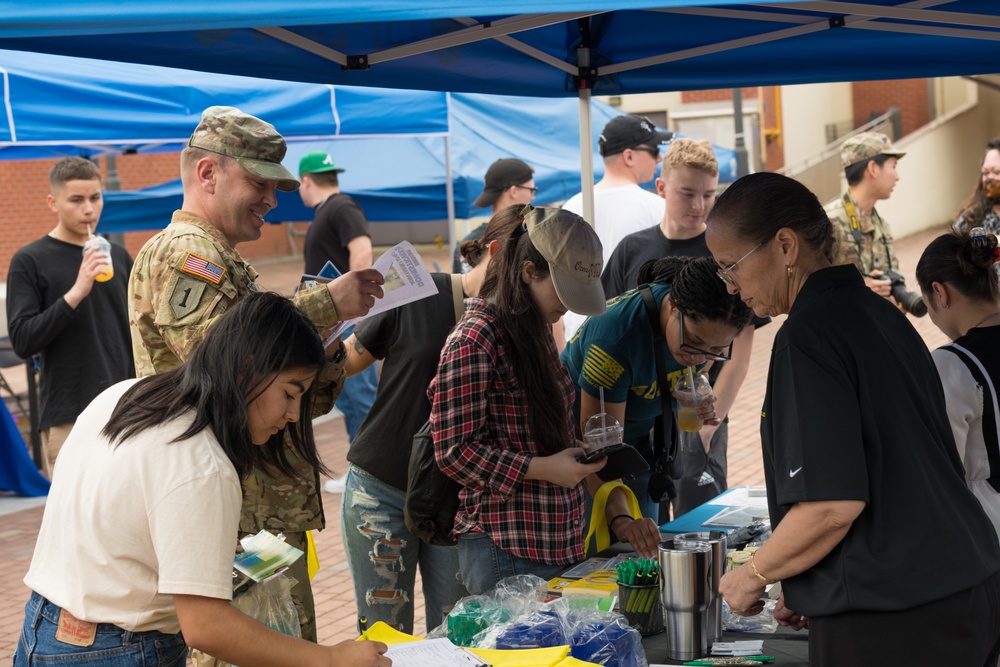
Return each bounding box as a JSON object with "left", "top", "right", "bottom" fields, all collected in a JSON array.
[
  {"left": 672, "top": 530, "right": 727, "bottom": 644},
  {"left": 657, "top": 539, "right": 715, "bottom": 662}
]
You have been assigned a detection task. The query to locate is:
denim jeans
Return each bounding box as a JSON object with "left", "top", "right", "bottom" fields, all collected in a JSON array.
[
  {"left": 456, "top": 532, "right": 566, "bottom": 596},
  {"left": 14, "top": 591, "right": 187, "bottom": 666},
  {"left": 340, "top": 465, "right": 468, "bottom": 633},
  {"left": 335, "top": 365, "right": 378, "bottom": 444}
]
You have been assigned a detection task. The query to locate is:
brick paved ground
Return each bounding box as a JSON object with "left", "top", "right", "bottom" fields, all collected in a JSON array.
[{"left": 0, "top": 228, "right": 952, "bottom": 662}]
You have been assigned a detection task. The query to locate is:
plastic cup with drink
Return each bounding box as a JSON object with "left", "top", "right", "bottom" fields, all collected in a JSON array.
[
  {"left": 580, "top": 387, "right": 625, "bottom": 461},
  {"left": 674, "top": 367, "right": 712, "bottom": 433},
  {"left": 83, "top": 226, "right": 114, "bottom": 282}
]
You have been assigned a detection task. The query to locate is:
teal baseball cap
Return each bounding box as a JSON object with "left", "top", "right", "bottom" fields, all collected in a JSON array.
[{"left": 298, "top": 152, "right": 346, "bottom": 176}]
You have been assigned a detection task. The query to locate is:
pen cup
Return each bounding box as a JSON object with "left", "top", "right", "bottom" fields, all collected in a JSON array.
[{"left": 617, "top": 582, "right": 664, "bottom": 636}]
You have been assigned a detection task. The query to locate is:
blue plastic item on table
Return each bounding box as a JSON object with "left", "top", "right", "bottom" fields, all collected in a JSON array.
[
  {"left": 496, "top": 609, "right": 565, "bottom": 650},
  {"left": 571, "top": 619, "right": 645, "bottom": 667}
]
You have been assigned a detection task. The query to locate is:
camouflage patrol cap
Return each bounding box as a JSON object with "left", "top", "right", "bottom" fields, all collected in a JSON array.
[
  {"left": 840, "top": 132, "right": 906, "bottom": 169},
  {"left": 188, "top": 106, "right": 300, "bottom": 192}
]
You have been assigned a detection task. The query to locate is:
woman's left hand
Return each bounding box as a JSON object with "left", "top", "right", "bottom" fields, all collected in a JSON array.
[
  {"left": 719, "top": 566, "right": 767, "bottom": 617},
  {"left": 698, "top": 393, "right": 720, "bottom": 426},
  {"left": 611, "top": 516, "right": 660, "bottom": 558}
]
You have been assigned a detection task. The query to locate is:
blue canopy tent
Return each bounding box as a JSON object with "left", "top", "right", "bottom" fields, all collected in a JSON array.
[
  {"left": 0, "top": 49, "right": 449, "bottom": 159},
  {"left": 99, "top": 92, "right": 737, "bottom": 232},
  {"left": 5, "top": 1, "right": 999, "bottom": 221}
]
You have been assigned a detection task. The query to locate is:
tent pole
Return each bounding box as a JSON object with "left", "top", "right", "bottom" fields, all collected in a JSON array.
[
  {"left": 445, "top": 134, "right": 456, "bottom": 266},
  {"left": 578, "top": 90, "right": 595, "bottom": 226}
]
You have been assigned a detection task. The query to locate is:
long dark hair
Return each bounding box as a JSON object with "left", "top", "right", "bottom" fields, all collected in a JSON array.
[
  {"left": 638, "top": 256, "right": 752, "bottom": 330},
  {"left": 710, "top": 172, "right": 836, "bottom": 263},
  {"left": 460, "top": 205, "right": 523, "bottom": 269},
  {"left": 916, "top": 231, "right": 1000, "bottom": 304},
  {"left": 954, "top": 138, "right": 1000, "bottom": 232},
  {"left": 479, "top": 211, "right": 567, "bottom": 455},
  {"left": 102, "top": 292, "right": 328, "bottom": 480}
]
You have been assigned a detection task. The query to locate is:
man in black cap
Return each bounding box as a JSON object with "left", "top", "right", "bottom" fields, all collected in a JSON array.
[
  {"left": 561, "top": 114, "right": 672, "bottom": 341},
  {"left": 452, "top": 158, "right": 536, "bottom": 273}
]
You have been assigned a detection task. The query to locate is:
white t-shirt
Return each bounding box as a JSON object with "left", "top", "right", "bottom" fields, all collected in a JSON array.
[
  {"left": 932, "top": 348, "right": 1000, "bottom": 539},
  {"left": 24, "top": 379, "right": 242, "bottom": 633},
  {"left": 562, "top": 184, "right": 664, "bottom": 342}
]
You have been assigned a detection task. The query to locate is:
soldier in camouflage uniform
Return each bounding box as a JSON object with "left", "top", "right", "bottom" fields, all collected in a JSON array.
[
  {"left": 824, "top": 132, "right": 906, "bottom": 301},
  {"left": 128, "top": 106, "right": 385, "bottom": 642}
]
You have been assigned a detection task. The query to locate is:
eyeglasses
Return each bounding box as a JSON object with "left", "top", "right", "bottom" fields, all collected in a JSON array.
[
  {"left": 630, "top": 145, "right": 660, "bottom": 159},
  {"left": 678, "top": 310, "right": 732, "bottom": 362},
  {"left": 514, "top": 185, "right": 538, "bottom": 196},
  {"left": 717, "top": 241, "right": 764, "bottom": 288}
]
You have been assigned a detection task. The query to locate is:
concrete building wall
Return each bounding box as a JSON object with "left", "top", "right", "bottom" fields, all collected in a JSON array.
[{"left": 780, "top": 82, "right": 853, "bottom": 167}]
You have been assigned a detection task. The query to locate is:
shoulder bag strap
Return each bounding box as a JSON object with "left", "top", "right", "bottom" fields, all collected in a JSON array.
[
  {"left": 584, "top": 481, "right": 642, "bottom": 555},
  {"left": 640, "top": 285, "right": 677, "bottom": 470},
  {"left": 940, "top": 343, "right": 1000, "bottom": 492},
  {"left": 451, "top": 274, "right": 464, "bottom": 323}
]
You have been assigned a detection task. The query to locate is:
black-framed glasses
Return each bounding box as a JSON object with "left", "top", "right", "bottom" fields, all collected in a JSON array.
[
  {"left": 514, "top": 185, "right": 538, "bottom": 196},
  {"left": 630, "top": 144, "right": 660, "bottom": 159},
  {"left": 678, "top": 310, "right": 732, "bottom": 362},
  {"left": 717, "top": 241, "right": 764, "bottom": 288}
]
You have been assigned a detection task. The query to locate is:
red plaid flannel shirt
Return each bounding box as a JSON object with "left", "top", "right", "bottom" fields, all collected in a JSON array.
[{"left": 428, "top": 298, "right": 587, "bottom": 565}]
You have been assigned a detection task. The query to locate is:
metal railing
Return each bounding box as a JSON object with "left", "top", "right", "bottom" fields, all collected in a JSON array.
[{"left": 777, "top": 108, "right": 902, "bottom": 205}]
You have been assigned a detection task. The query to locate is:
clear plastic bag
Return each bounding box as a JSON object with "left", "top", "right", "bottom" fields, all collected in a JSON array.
[
  {"left": 438, "top": 574, "right": 647, "bottom": 666},
  {"left": 232, "top": 571, "right": 301, "bottom": 638},
  {"left": 722, "top": 598, "right": 778, "bottom": 634},
  {"left": 190, "top": 572, "right": 301, "bottom": 667}
]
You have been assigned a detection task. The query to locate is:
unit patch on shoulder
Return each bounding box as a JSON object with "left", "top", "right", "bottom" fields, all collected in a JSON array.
[{"left": 179, "top": 252, "right": 226, "bottom": 285}]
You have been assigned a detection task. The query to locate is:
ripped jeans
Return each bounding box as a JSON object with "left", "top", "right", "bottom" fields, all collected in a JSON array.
[{"left": 340, "top": 465, "right": 468, "bottom": 634}]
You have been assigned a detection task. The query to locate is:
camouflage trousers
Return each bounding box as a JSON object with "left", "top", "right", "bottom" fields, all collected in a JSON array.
[{"left": 282, "top": 531, "right": 317, "bottom": 642}]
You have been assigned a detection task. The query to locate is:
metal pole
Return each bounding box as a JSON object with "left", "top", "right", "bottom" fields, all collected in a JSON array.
[
  {"left": 103, "top": 154, "right": 126, "bottom": 247},
  {"left": 578, "top": 89, "right": 595, "bottom": 226},
  {"left": 444, "top": 134, "right": 456, "bottom": 263},
  {"left": 577, "top": 32, "right": 595, "bottom": 227},
  {"left": 25, "top": 359, "right": 41, "bottom": 469},
  {"left": 733, "top": 89, "right": 750, "bottom": 178}
]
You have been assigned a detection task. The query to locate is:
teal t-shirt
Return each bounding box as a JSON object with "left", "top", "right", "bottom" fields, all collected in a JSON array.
[{"left": 561, "top": 283, "right": 705, "bottom": 452}]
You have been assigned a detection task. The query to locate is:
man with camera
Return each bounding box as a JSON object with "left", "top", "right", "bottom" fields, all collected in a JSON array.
[{"left": 825, "top": 132, "right": 926, "bottom": 316}]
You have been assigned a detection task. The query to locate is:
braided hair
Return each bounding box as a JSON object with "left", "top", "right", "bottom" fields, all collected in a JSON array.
[{"left": 637, "top": 256, "right": 752, "bottom": 329}]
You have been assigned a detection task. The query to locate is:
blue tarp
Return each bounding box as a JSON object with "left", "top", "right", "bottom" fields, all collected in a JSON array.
[
  {"left": 0, "top": 400, "right": 49, "bottom": 497},
  {"left": 0, "top": 2, "right": 997, "bottom": 96},
  {"left": 0, "top": 49, "right": 449, "bottom": 157},
  {"left": 101, "top": 92, "right": 737, "bottom": 230}
]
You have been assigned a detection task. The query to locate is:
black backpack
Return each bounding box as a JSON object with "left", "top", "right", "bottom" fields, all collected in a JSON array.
[
  {"left": 402, "top": 273, "right": 465, "bottom": 546},
  {"left": 403, "top": 419, "right": 462, "bottom": 546}
]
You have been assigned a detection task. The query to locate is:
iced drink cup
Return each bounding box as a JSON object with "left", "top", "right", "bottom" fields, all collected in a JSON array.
[
  {"left": 675, "top": 372, "right": 712, "bottom": 433},
  {"left": 84, "top": 236, "right": 114, "bottom": 282}
]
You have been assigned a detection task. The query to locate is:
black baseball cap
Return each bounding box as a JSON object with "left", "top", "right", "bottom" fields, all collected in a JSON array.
[
  {"left": 474, "top": 158, "right": 534, "bottom": 208},
  {"left": 598, "top": 115, "right": 674, "bottom": 158}
]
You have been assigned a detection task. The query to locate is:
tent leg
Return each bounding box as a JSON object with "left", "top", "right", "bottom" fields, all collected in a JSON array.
[
  {"left": 445, "top": 134, "right": 456, "bottom": 269},
  {"left": 578, "top": 88, "right": 595, "bottom": 227}
]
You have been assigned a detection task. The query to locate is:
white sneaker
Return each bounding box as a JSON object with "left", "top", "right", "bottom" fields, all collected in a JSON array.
[{"left": 323, "top": 474, "right": 347, "bottom": 494}]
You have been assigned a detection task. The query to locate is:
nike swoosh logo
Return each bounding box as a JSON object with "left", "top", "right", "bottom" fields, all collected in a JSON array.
[{"left": 789, "top": 467, "right": 803, "bottom": 477}]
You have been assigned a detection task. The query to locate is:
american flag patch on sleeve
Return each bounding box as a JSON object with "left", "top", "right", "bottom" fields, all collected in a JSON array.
[{"left": 179, "top": 252, "right": 226, "bottom": 284}]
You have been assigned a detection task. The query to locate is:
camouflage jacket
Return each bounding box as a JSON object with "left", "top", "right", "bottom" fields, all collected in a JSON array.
[
  {"left": 129, "top": 210, "right": 345, "bottom": 533},
  {"left": 825, "top": 191, "right": 899, "bottom": 276}
]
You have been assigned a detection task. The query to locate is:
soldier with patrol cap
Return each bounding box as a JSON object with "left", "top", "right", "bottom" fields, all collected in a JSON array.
[
  {"left": 128, "top": 106, "right": 385, "bottom": 642},
  {"left": 825, "top": 131, "right": 907, "bottom": 300}
]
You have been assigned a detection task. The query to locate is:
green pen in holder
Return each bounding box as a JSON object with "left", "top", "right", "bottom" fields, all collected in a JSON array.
[{"left": 616, "top": 558, "right": 665, "bottom": 636}]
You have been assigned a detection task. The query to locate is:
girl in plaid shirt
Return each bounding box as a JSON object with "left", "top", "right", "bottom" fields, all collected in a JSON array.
[{"left": 429, "top": 206, "right": 660, "bottom": 595}]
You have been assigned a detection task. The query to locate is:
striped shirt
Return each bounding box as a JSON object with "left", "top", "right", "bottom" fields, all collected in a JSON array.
[{"left": 428, "top": 297, "right": 586, "bottom": 565}]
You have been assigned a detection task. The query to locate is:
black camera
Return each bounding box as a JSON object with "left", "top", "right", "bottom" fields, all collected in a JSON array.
[{"left": 879, "top": 269, "right": 927, "bottom": 317}]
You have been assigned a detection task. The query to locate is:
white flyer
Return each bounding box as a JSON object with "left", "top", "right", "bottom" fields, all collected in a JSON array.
[{"left": 323, "top": 241, "right": 438, "bottom": 345}]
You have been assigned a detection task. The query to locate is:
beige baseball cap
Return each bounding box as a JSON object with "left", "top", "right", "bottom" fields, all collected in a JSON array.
[
  {"left": 188, "top": 106, "right": 299, "bottom": 192},
  {"left": 525, "top": 207, "right": 606, "bottom": 316}
]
